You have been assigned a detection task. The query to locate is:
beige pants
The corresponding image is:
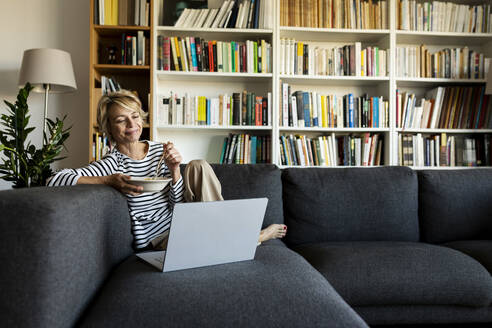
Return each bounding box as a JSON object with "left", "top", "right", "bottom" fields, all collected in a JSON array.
[{"left": 151, "top": 160, "right": 223, "bottom": 249}]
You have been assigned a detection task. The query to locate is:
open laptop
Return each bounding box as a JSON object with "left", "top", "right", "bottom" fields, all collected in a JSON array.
[{"left": 136, "top": 198, "right": 268, "bottom": 272}]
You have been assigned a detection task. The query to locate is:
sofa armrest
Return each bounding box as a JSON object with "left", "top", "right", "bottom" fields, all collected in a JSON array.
[{"left": 0, "top": 185, "right": 134, "bottom": 328}]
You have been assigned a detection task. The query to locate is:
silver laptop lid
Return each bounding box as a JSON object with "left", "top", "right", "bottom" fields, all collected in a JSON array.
[{"left": 163, "top": 198, "right": 268, "bottom": 272}]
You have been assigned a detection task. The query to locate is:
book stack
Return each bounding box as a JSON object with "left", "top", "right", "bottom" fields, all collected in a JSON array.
[
  {"left": 95, "top": 0, "right": 149, "bottom": 26},
  {"left": 100, "top": 76, "right": 121, "bottom": 94},
  {"left": 279, "top": 40, "right": 387, "bottom": 76},
  {"left": 396, "top": 86, "right": 492, "bottom": 129},
  {"left": 219, "top": 133, "right": 271, "bottom": 164},
  {"left": 279, "top": 132, "right": 383, "bottom": 166},
  {"left": 119, "top": 31, "right": 148, "bottom": 65},
  {"left": 174, "top": 0, "right": 274, "bottom": 29},
  {"left": 279, "top": 84, "right": 389, "bottom": 128},
  {"left": 397, "top": 0, "right": 491, "bottom": 33},
  {"left": 396, "top": 45, "right": 487, "bottom": 79},
  {"left": 157, "top": 91, "right": 272, "bottom": 127},
  {"left": 157, "top": 36, "right": 272, "bottom": 73},
  {"left": 280, "top": 0, "right": 388, "bottom": 29},
  {"left": 92, "top": 132, "right": 111, "bottom": 162},
  {"left": 399, "top": 133, "right": 492, "bottom": 167}
]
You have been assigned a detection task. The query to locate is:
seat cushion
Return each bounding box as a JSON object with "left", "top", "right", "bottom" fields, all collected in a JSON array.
[
  {"left": 211, "top": 164, "right": 283, "bottom": 229},
  {"left": 443, "top": 240, "right": 492, "bottom": 275},
  {"left": 79, "top": 245, "right": 368, "bottom": 328},
  {"left": 282, "top": 167, "right": 419, "bottom": 246},
  {"left": 418, "top": 169, "right": 492, "bottom": 243},
  {"left": 293, "top": 241, "right": 492, "bottom": 307}
]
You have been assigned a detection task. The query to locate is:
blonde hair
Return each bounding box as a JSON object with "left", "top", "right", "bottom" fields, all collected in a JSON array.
[{"left": 96, "top": 90, "right": 148, "bottom": 143}]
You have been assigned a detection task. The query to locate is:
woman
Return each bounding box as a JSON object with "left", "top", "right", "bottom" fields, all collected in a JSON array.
[{"left": 48, "top": 90, "right": 286, "bottom": 251}]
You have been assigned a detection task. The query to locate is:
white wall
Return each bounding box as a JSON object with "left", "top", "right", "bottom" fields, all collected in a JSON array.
[{"left": 0, "top": 0, "right": 89, "bottom": 189}]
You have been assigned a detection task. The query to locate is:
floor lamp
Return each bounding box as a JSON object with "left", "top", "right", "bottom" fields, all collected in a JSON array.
[{"left": 18, "top": 48, "right": 77, "bottom": 142}]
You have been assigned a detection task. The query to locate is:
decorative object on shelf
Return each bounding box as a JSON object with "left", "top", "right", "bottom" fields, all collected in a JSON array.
[
  {"left": 18, "top": 48, "right": 77, "bottom": 141},
  {"left": 0, "top": 84, "right": 71, "bottom": 188}
]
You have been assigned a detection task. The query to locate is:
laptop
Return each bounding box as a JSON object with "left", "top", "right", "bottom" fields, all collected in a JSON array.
[{"left": 136, "top": 198, "right": 268, "bottom": 272}]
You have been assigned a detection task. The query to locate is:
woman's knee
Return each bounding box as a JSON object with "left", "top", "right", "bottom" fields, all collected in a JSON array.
[{"left": 186, "top": 159, "right": 209, "bottom": 170}]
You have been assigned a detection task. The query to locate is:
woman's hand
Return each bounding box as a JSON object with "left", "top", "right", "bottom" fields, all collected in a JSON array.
[
  {"left": 162, "top": 142, "right": 182, "bottom": 183},
  {"left": 103, "top": 173, "right": 143, "bottom": 196}
]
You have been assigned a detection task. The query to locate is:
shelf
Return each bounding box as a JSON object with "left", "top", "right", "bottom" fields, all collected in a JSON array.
[
  {"left": 396, "top": 78, "right": 486, "bottom": 88},
  {"left": 156, "top": 125, "right": 273, "bottom": 131},
  {"left": 396, "top": 128, "right": 492, "bottom": 134},
  {"left": 408, "top": 166, "right": 492, "bottom": 170},
  {"left": 277, "top": 164, "right": 385, "bottom": 168},
  {"left": 94, "top": 64, "right": 150, "bottom": 74},
  {"left": 279, "top": 27, "right": 390, "bottom": 42},
  {"left": 396, "top": 30, "right": 492, "bottom": 46},
  {"left": 156, "top": 26, "right": 273, "bottom": 40},
  {"left": 280, "top": 75, "right": 389, "bottom": 86},
  {"left": 156, "top": 71, "right": 272, "bottom": 82},
  {"left": 94, "top": 25, "right": 151, "bottom": 36},
  {"left": 279, "top": 127, "right": 390, "bottom": 133}
]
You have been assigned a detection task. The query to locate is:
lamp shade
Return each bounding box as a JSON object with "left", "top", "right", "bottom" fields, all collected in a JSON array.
[{"left": 18, "top": 48, "right": 77, "bottom": 93}]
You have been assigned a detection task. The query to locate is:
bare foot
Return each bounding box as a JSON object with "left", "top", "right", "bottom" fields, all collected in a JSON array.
[{"left": 259, "top": 224, "right": 287, "bottom": 243}]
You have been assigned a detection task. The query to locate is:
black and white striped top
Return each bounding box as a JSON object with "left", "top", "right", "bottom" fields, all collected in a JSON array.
[{"left": 47, "top": 141, "right": 184, "bottom": 249}]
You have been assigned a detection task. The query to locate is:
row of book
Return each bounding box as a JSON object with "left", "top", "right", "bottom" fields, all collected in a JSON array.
[
  {"left": 279, "top": 40, "right": 387, "bottom": 77},
  {"left": 157, "top": 36, "right": 272, "bottom": 73},
  {"left": 397, "top": 1, "right": 492, "bottom": 33},
  {"left": 174, "top": 0, "right": 273, "bottom": 29},
  {"left": 95, "top": 0, "right": 149, "bottom": 26},
  {"left": 219, "top": 134, "right": 271, "bottom": 164},
  {"left": 280, "top": 84, "right": 389, "bottom": 128},
  {"left": 92, "top": 132, "right": 111, "bottom": 162},
  {"left": 116, "top": 32, "right": 148, "bottom": 66},
  {"left": 100, "top": 76, "right": 122, "bottom": 95},
  {"left": 279, "top": 133, "right": 384, "bottom": 166},
  {"left": 156, "top": 91, "right": 272, "bottom": 127},
  {"left": 395, "top": 46, "right": 487, "bottom": 79},
  {"left": 396, "top": 86, "right": 492, "bottom": 130},
  {"left": 399, "top": 133, "right": 492, "bottom": 167},
  {"left": 280, "top": 0, "right": 388, "bottom": 29}
]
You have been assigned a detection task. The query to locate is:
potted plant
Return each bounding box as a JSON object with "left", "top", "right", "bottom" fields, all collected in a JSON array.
[{"left": 0, "top": 83, "right": 71, "bottom": 188}]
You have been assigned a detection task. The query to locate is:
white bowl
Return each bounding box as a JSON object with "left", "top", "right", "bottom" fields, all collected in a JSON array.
[{"left": 127, "top": 177, "right": 172, "bottom": 192}]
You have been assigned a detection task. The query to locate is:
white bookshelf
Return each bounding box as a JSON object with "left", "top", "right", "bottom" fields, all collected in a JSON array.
[{"left": 149, "top": 0, "right": 492, "bottom": 169}]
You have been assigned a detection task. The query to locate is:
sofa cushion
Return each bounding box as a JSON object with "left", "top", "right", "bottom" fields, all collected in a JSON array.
[
  {"left": 418, "top": 169, "right": 492, "bottom": 244},
  {"left": 282, "top": 167, "right": 419, "bottom": 246},
  {"left": 79, "top": 245, "right": 368, "bottom": 328},
  {"left": 443, "top": 240, "right": 492, "bottom": 275},
  {"left": 293, "top": 241, "right": 492, "bottom": 307},
  {"left": 211, "top": 164, "right": 283, "bottom": 229}
]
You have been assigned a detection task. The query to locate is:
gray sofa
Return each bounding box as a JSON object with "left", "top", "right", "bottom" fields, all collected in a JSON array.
[{"left": 0, "top": 165, "right": 491, "bottom": 327}]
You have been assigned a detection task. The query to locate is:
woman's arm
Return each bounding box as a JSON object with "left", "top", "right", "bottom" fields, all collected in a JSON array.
[{"left": 47, "top": 156, "right": 143, "bottom": 196}]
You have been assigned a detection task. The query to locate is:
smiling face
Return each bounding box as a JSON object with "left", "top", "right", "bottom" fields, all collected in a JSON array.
[{"left": 108, "top": 104, "right": 143, "bottom": 145}]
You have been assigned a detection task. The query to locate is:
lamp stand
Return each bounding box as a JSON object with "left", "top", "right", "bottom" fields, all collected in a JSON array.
[{"left": 43, "top": 83, "right": 50, "bottom": 144}]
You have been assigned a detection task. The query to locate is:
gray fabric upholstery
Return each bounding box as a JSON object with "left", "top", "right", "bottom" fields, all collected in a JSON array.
[
  {"left": 355, "top": 305, "right": 492, "bottom": 325},
  {"left": 443, "top": 240, "right": 492, "bottom": 275},
  {"left": 0, "top": 185, "right": 134, "bottom": 328},
  {"left": 210, "top": 164, "right": 284, "bottom": 229},
  {"left": 418, "top": 169, "right": 492, "bottom": 244},
  {"left": 282, "top": 167, "right": 419, "bottom": 246},
  {"left": 293, "top": 241, "right": 492, "bottom": 307},
  {"left": 79, "top": 245, "right": 368, "bottom": 328}
]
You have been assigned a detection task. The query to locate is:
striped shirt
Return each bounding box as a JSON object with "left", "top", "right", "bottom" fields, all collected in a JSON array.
[{"left": 47, "top": 141, "right": 184, "bottom": 249}]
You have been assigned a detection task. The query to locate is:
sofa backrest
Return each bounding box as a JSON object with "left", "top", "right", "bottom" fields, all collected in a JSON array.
[
  {"left": 418, "top": 169, "right": 492, "bottom": 244},
  {"left": 282, "top": 167, "right": 419, "bottom": 246},
  {"left": 0, "top": 185, "right": 134, "bottom": 328},
  {"left": 210, "top": 164, "right": 284, "bottom": 229}
]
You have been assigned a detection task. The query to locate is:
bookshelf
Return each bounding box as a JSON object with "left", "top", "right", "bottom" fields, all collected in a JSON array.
[
  {"left": 88, "top": 0, "right": 492, "bottom": 168},
  {"left": 89, "top": 0, "right": 154, "bottom": 162}
]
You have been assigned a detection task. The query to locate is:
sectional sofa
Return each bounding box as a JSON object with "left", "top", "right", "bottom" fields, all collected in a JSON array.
[{"left": 0, "top": 165, "right": 491, "bottom": 327}]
